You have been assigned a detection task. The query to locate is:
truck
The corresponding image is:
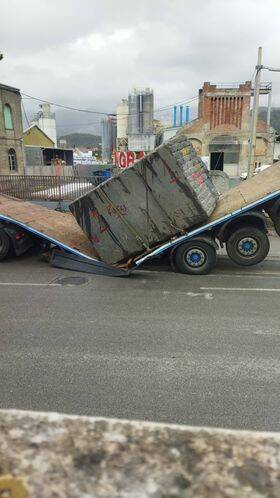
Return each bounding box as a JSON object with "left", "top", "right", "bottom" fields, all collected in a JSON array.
[{"left": 0, "top": 152, "right": 280, "bottom": 277}]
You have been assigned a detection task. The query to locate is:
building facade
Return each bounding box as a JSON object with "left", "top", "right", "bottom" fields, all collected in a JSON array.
[
  {"left": 184, "top": 82, "right": 275, "bottom": 177},
  {"left": 0, "top": 83, "right": 24, "bottom": 174},
  {"left": 127, "top": 88, "right": 155, "bottom": 152}
]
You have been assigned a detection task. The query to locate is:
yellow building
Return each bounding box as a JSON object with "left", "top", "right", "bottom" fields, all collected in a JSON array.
[{"left": 23, "top": 124, "right": 55, "bottom": 148}]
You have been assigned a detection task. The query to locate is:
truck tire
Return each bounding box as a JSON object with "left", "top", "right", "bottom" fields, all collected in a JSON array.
[
  {"left": 0, "top": 228, "right": 10, "bottom": 261},
  {"left": 226, "top": 226, "right": 269, "bottom": 266},
  {"left": 174, "top": 240, "right": 217, "bottom": 275}
]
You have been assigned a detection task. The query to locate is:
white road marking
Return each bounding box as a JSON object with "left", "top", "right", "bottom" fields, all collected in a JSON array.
[
  {"left": 140, "top": 269, "right": 280, "bottom": 278},
  {"left": 200, "top": 287, "right": 280, "bottom": 292},
  {"left": 163, "top": 290, "right": 213, "bottom": 300},
  {"left": 207, "top": 272, "right": 280, "bottom": 278},
  {"left": 0, "top": 282, "right": 61, "bottom": 287},
  {"left": 186, "top": 291, "right": 213, "bottom": 300},
  {"left": 253, "top": 330, "right": 280, "bottom": 336}
]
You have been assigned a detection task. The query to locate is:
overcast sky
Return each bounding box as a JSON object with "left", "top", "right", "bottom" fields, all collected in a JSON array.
[{"left": 1, "top": 0, "right": 280, "bottom": 133}]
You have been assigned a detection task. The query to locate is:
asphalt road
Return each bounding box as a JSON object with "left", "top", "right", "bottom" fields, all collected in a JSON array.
[{"left": 1, "top": 244, "right": 280, "bottom": 431}]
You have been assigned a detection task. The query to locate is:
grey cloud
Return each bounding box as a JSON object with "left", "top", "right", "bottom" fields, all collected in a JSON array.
[{"left": 1, "top": 0, "right": 280, "bottom": 131}]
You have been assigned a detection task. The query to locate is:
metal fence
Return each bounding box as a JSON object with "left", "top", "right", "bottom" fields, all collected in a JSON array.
[{"left": 0, "top": 175, "right": 108, "bottom": 202}]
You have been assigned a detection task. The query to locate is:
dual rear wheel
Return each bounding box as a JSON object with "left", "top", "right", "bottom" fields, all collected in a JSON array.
[
  {"left": 173, "top": 241, "right": 216, "bottom": 275},
  {"left": 172, "top": 226, "right": 270, "bottom": 275},
  {"left": 226, "top": 226, "right": 269, "bottom": 266}
]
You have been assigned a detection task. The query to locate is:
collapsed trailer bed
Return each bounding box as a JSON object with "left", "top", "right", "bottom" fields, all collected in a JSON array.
[
  {"left": 0, "top": 195, "right": 130, "bottom": 276},
  {"left": 0, "top": 164, "right": 280, "bottom": 276}
]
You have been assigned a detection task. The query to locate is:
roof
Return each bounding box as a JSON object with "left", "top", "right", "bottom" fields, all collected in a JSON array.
[
  {"left": 0, "top": 82, "right": 21, "bottom": 94},
  {"left": 23, "top": 123, "right": 55, "bottom": 145}
]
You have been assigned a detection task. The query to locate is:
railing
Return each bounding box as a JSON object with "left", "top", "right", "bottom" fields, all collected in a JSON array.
[
  {"left": 0, "top": 174, "right": 110, "bottom": 202},
  {"left": 210, "top": 81, "right": 272, "bottom": 94},
  {"left": 210, "top": 82, "right": 250, "bottom": 88}
]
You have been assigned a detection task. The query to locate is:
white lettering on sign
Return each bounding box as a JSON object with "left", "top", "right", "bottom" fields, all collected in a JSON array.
[{"left": 115, "top": 151, "right": 145, "bottom": 169}]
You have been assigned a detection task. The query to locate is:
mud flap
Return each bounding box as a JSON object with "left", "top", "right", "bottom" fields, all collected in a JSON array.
[{"left": 50, "top": 249, "right": 131, "bottom": 277}]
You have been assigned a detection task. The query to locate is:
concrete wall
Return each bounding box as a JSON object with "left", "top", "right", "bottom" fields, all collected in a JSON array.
[
  {"left": 37, "top": 116, "right": 57, "bottom": 147},
  {"left": 274, "top": 141, "right": 280, "bottom": 161},
  {"left": 25, "top": 164, "right": 75, "bottom": 176},
  {"left": 163, "top": 127, "right": 181, "bottom": 142},
  {"left": 0, "top": 85, "right": 25, "bottom": 174},
  {"left": 1, "top": 409, "right": 280, "bottom": 497},
  {"left": 128, "top": 133, "right": 155, "bottom": 152}
]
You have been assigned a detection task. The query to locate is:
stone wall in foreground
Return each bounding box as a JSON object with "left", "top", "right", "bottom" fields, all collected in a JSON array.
[{"left": 0, "top": 410, "right": 280, "bottom": 497}]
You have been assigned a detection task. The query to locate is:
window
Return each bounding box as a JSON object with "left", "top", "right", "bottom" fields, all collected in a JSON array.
[
  {"left": 8, "top": 148, "right": 17, "bottom": 171},
  {"left": 4, "top": 104, "right": 13, "bottom": 130}
]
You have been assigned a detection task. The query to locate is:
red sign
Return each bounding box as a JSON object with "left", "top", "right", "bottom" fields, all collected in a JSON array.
[{"left": 115, "top": 151, "right": 145, "bottom": 169}]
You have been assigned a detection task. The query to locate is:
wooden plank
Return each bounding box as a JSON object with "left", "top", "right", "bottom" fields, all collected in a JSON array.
[
  {"left": 210, "top": 163, "right": 280, "bottom": 221},
  {"left": 0, "top": 194, "right": 96, "bottom": 259}
]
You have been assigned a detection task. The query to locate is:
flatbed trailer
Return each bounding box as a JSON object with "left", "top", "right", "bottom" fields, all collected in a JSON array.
[{"left": 0, "top": 164, "right": 280, "bottom": 276}]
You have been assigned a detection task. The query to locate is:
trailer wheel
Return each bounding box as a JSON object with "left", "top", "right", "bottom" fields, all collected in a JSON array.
[
  {"left": 174, "top": 241, "right": 217, "bottom": 275},
  {"left": 0, "top": 229, "right": 10, "bottom": 261},
  {"left": 226, "top": 226, "right": 269, "bottom": 266}
]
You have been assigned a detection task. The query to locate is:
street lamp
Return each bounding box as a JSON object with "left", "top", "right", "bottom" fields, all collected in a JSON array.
[{"left": 247, "top": 48, "right": 280, "bottom": 178}]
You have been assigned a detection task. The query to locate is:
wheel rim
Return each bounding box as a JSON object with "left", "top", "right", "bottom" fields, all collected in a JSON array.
[
  {"left": 185, "top": 248, "right": 206, "bottom": 268},
  {"left": 237, "top": 236, "right": 259, "bottom": 257}
]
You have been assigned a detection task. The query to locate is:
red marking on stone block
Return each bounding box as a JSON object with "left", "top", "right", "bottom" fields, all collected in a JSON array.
[
  {"left": 90, "top": 234, "right": 100, "bottom": 244},
  {"left": 106, "top": 203, "right": 128, "bottom": 217},
  {"left": 192, "top": 172, "right": 204, "bottom": 186}
]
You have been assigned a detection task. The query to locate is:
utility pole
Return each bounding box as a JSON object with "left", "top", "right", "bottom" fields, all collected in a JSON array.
[
  {"left": 267, "top": 85, "right": 272, "bottom": 126},
  {"left": 247, "top": 47, "right": 262, "bottom": 178}
]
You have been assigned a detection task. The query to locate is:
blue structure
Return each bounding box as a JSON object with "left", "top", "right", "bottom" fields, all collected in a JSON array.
[
  {"left": 173, "top": 106, "right": 177, "bottom": 127},
  {"left": 179, "top": 106, "right": 183, "bottom": 127},
  {"left": 185, "top": 106, "right": 190, "bottom": 124},
  {"left": 172, "top": 105, "right": 190, "bottom": 127}
]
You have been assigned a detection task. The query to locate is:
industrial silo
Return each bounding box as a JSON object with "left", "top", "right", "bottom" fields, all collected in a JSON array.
[
  {"left": 101, "top": 116, "right": 117, "bottom": 163},
  {"left": 116, "top": 99, "right": 129, "bottom": 149}
]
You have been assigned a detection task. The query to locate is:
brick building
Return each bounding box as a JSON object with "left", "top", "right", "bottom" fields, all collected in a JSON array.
[
  {"left": 184, "top": 82, "right": 275, "bottom": 177},
  {"left": 0, "top": 83, "right": 24, "bottom": 174}
]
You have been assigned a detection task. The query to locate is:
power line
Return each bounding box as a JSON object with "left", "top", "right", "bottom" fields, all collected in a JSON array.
[
  {"left": 156, "top": 96, "right": 198, "bottom": 112},
  {"left": 250, "top": 68, "right": 257, "bottom": 84},
  {"left": 21, "top": 93, "right": 109, "bottom": 116},
  {"left": 56, "top": 119, "right": 103, "bottom": 127},
  {"left": 21, "top": 100, "right": 30, "bottom": 128},
  {"left": 21, "top": 91, "right": 198, "bottom": 120}
]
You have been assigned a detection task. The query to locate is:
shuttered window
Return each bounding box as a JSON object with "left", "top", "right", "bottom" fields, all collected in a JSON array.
[{"left": 4, "top": 104, "right": 13, "bottom": 130}]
